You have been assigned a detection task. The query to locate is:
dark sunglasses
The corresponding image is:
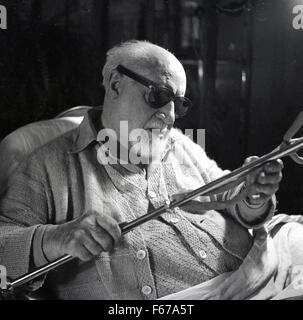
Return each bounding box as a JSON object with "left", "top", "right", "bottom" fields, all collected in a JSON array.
[{"left": 116, "top": 65, "right": 192, "bottom": 118}]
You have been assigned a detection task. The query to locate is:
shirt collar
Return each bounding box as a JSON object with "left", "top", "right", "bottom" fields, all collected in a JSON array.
[{"left": 70, "top": 106, "right": 103, "bottom": 154}]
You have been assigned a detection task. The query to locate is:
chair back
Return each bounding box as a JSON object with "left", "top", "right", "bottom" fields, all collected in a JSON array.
[{"left": 0, "top": 106, "right": 92, "bottom": 193}]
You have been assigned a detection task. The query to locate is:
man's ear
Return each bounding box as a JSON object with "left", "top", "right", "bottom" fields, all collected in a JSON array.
[{"left": 108, "top": 70, "right": 122, "bottom": 98}]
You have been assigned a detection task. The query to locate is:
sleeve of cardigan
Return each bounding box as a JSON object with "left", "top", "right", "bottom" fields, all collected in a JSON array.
[{"left": 0, "top": 160, "right": 51, "bottom": 285}]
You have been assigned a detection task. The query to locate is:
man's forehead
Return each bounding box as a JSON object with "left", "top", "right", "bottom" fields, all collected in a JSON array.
[{"left": 129, "top": 57, "right": 186, "bottom": 92}]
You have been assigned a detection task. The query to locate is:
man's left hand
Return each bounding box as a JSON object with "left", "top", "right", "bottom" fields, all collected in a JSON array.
[{"left": 244, "top": 156, "right": 284, "bottom": 206}]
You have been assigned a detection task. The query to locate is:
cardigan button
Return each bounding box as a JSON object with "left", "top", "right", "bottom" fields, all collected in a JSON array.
[
  {"left": 142, "top": 285, "right": 152, "bottom": 295},
  {"left": 148, "top": 191, "right": 157, "bottom": 199},
  {"left": 199, "top": 250, "right": 207, "bottom": 259},
  {"left": 136, "top": 250, "right": 146, "bottom": 260},
  {"left": 170, "top": 217, "right": 179, "bottom": 224}
]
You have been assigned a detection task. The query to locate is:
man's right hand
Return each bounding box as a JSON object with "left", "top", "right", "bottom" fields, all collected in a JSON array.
[{"left": 42, "top": 209, "right": 122, "bottom": 262}]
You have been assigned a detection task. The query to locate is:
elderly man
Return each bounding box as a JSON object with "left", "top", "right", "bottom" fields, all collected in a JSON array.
[{"left": 0, "top": 40, "right": 302, "bottom": 300}]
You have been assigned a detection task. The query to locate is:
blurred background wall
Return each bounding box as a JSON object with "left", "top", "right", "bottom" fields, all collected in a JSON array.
[{"left": 0, "top": 0, "right": 303, "bottom": 214}]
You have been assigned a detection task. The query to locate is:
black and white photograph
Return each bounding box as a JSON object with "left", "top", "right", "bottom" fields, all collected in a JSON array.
[{"left": 1, "top": 0, "right": 303, "bottom": 309}]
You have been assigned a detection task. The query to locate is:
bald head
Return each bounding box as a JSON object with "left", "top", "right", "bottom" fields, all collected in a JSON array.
[{"left": 102, "top": 40, "right": 186, "bottom": 92}]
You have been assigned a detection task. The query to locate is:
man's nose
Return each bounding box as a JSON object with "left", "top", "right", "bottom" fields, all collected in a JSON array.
[{"left": 156, "top": 101, "right": 175, "bottom": 125}]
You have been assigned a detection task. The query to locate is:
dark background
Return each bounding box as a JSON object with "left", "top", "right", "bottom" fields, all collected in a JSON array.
[{"left": 0, "top": 0, "right": 303, "bottom": 214}]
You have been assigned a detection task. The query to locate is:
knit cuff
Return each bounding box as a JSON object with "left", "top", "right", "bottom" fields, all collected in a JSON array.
[
  {"left": 32, "top": 225, "right": 50, "bottom": 268},
  {"left": 235, "top": 196, "right": 276, "bottom": 229}
]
